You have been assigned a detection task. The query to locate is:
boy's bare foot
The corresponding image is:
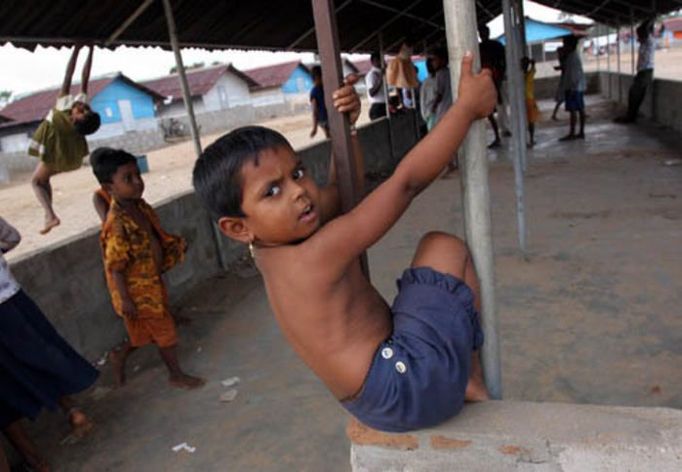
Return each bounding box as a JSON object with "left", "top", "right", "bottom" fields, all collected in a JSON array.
[
  {"left": 108, "top": 350, "right": 127, "bottom": 387},
  {"left": 558, "top": 134, "right": 576, "bottom": 142},
  {"left": 169, "top": 373, "right": 205, "bottom": 390},
  {"left": 68, "top": 409, "right": 94, "bottom": 438},
  {"left": 465, "top": 351, "right": 490, "bottom": 402},
  {"left": 39, "top": 216, "right": 60, "bottom": 235}
]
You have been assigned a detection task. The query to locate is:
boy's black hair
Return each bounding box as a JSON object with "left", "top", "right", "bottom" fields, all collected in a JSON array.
[
  {"left": 370, "top": 52, "right": 381, "bottom": 65},
  {"left": 430, "top": 47, "right": 449, "bottom": 62},
  {"left": 90, "top": 147, "right": 137, "bottom": 184},
  {"left": 192, "top": 126, "right": 292, "bottom": 218},
  {"left": 75, "top": 111, "right": 101, "bottom": 136},
  {"left": 425, "top": 57, "right": 435, "bottom": 76},
  {"left": 311, "top": 65, "right": 322, "bottom": 80}
]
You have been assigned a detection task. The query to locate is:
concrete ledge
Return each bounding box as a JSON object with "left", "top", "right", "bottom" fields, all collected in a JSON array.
[{"left": 349, "top": 401, "right": 682, "bottom": 471}]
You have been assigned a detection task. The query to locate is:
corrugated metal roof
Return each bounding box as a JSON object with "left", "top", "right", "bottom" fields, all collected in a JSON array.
[
  {"left": 0, "top": 1, "right": 677, "bottom": 53},
  {"left": 0, "top": 73, "right": 162, "bottom": 126},
  {"left": 141, "top": 64, "right": 258, "bottom": 102}
]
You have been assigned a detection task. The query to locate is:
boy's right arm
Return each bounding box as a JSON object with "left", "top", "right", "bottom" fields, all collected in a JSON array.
[
  {"left": 111, "top": 270, "right": 137, "bottom": 320},
  {"left": 59, "top": 44, "right": 82, "bottom": 98},
  {"left": 310, "top": 53, "right": 496, "bottom": 271},
  {"left": 93, "top": 192, "right": 109, "bottom": 222}
]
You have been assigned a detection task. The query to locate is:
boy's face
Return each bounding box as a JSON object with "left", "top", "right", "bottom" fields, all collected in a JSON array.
[
  {"left": 220, "top": 146, "right": 321, "bottom": 246},
  {"left": 106, "top": 162, "right": 145, "bottom": 202},
  {"left": 70, "top": 102, "right": 91, "bottom": 123}
]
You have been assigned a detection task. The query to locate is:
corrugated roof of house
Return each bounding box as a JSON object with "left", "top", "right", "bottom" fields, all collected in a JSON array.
[
  {"left": 0, "top": 73, "right": 162, "bottom": 126},
  {"left": 141, "top": 63, "right": 259, "bottom": 102},
  {"left": 241, "top": 61, "right": 308, "bottom": 91}
]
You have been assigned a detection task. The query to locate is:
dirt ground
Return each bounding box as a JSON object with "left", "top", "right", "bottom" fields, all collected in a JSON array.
[
  {"left": 0, "top": 103, "right": 372, "bottom": 261},
  {"left": 9, "top": 95, "right": 682, "bottom": 471}
]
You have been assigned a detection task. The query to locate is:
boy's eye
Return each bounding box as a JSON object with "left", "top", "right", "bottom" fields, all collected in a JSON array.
[
  {"left": 265, "top": 185, "right": 281, "bottom": 197},
  {"left": 293, "top": 168, "right": 305, "bottom": 180}
]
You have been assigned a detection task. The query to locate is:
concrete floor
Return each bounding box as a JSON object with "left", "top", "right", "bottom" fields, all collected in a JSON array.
[{"left": 17, "top": 96, "right": 682, "bottom": 470}]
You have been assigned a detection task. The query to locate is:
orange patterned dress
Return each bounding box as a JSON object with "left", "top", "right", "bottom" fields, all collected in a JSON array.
[{"left": 100, "top": 199, "right": 186, "bottom": 347}]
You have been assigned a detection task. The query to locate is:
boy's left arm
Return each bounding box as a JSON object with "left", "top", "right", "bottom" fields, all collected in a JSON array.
[
  {"left": 59, "top": 45, "right": 82, "bottom": 98},
  {"left": 80, "top": 45, "right": 94, "bottom": 96},
  {"left": 142, "top": 203, "right": 186, "bottom": 272}
]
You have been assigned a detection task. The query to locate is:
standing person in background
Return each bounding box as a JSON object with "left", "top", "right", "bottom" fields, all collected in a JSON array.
[
  {"left": 419, "top": 58, "right": 438, "bottom": 132},
  {"left": 478, "top": 25, "right": 507, "bottom": 148},
  {"left": 28, "top": 44, "right": 101, "bottom": 235},
  {"left": 615, "top": 19, "right": 656, "bottom": 124},
  {"left": 559, "top": 36, "right": 586, "bottom": 141},
  {"left": 522, "top": 57, "right": 540, "bottom": 147},
  {"left": 365, "top": 52, "right": 387, "bottom": 121},
  {"left": 309, "top": 66, "right": 330, "bottom": 139},
  {"left": 551, "top": 45, "right": 568, "bottom": 121},
  {"left": 429, "top": 47, "right": 457, "bottom": 174}
]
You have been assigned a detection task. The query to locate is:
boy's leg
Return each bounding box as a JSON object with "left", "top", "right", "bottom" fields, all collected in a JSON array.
[
  {"left": 487, "top": 114, "right": 501, "bottom": 148},
  {"left": 578, "top": 109, "right": 585, "bottom": 138},
  {"left": 528, "top": 123, "right": 535, "bottom": 147},
  {"left": 157, "top": 345, "right": 205, "bottom": 389},
  {"left": 31, "top": 162, "right": 60, "bottom": 235},
  {"left": 560, "top": 111, "right": 577, "bottom": 141},
  {"left": 108, "top": 340, "right": 137, "bottom": 387},
  {"left": 410, "top": 232, "right": 489, "bottom": 402},
  {"left": 57, "top": 397, "right": 93, "bottom": 437},
  {"left": 3, "top": 421, "right": 50, "bottom": 472}
]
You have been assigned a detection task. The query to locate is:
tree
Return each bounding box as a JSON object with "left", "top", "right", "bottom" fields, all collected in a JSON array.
[
  {"left": 0, "top": 90, "right": 11, "bottom": 108},
  {"left": 169, "top": 62, "right": 206, "bottom": 74}
]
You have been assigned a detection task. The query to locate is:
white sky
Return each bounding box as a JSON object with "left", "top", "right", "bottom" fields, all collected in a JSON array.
[{"left": 0, "top": 1, "right": 590, "bottom": 97}]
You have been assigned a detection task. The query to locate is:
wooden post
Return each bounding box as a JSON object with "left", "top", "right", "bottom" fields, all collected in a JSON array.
[
  {"left": 443, "top": 0, "right": 502, "bottom": 400},
  {"left": 311, "top": 0, "right": 369, "bottom": 275},
  {"left": 161, "top": 0, "right": 202, "bottom": 158}
]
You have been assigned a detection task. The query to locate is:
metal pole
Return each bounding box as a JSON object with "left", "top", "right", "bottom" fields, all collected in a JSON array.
[
  {"left": 630, "top": 10, "right": 636, "bottom": 76},
  {"left": 161, "top": 0, "right": 201, "bottom": 158},
  {"left": 443, "top": 0, "right": 502, "bottom": 400},
  {"left": 503, "top": 0, "right": 528, "bottom": 255},
  {"left": 596, "top": 25, "right": 601, "bottom": 72},
  {"left": 511, "top": 1, "right": 528, "bottom": 173},
  {"left": 379, "top": 33, "right": 395, "bottom": 162},
  {"left": 607, "top": 27, "right": 612, "bottom": 99},
  {"left": 617, "top": 26, "right": 622, "bottom": 104}
]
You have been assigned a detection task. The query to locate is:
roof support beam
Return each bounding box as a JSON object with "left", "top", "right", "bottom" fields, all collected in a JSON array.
[
  {"left": 287, "top": 0, "right": 353, "bottom": 50},
  {"left": 105, "top": 0, "right": 154, "bottom": 46},
  {"left": 443, "top": 0, "right": 502, "bottom": 400},
  {"left": 161, "top": 0, "right": 202, "bottom": 158},
  {"left": 359, "top": 0, "right": 444, "bottom": 30},
  {"left": 350, "top": 0, "right": 426, "bottom": 52}
]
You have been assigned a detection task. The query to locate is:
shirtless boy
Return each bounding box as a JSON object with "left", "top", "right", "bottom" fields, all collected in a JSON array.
[{"left": 193, "top": 53, "right": 496, "bottom": 432}]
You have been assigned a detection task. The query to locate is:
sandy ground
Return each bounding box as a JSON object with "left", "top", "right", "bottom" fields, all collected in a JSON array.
[
  {"left": 8, "top": 95, "right": 682, "bottom": 471},
  {"left": 0, "top": 103, "right": 372, "bottom": 261}
]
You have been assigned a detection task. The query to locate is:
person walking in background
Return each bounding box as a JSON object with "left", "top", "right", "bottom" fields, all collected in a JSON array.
[
  {"left": 419, "top": 58, "right": 438, "bottom": 132},
  {"left": 309, "top": 66, "right": 330, "bottom": 138},
  {"left": 559, "top": 36, "right": 586, "bottom": 141}
]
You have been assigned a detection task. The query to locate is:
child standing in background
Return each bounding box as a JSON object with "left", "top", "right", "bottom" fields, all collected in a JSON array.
[
  {"left": 90, "top": 148, "right": 204, "bottom": 389},
  {"left": 522, "top": 57, "right": 540, "bottom": 147}
]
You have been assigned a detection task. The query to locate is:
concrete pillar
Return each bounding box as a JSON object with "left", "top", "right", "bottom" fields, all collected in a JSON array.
[{"left": 443, "top": 0, "right": 502, "bottom": 400}]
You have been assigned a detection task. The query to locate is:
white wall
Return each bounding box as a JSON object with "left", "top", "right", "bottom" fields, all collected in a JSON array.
[
  {"left": 0, "top": 132, "right": 29, "bottom": 153},
  {"left": 250, "top": 88, "right": 286, "bottom": 107},
  {"left": 203, "top": 73, "right": 252, "bottom": 110}
]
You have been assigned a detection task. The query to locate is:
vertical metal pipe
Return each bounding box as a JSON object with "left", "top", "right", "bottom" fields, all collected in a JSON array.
[
  {"left": 596, "top": 25, "right": 601, "bottom": 72},
  {"left": 503, "top": 0, "right": 528, "bottom": 255},
  {"left": 512, "top": 8, "right": 528, "bottom": 172},
  {"left": 607, "top": 27, "right": 612, "bottom": 99},
  {"left": 161, "top": 0, "right": 202, "bottom": 157},
  {"left": 379, "top": 33, "right": 395, "bottom": 163},
  {"left": 617, "top": 26, "right": 622, "bottom": 104},
  {"left": 443, "top": 0, "right": 502, "bottom": 400},
  {"left": 630, "top": 10, "right": 636, "bottom": 76}
]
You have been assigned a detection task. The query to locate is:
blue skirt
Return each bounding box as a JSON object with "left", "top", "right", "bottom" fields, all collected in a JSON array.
[{"left": 0, "top": 290, "right": 99, "bottom": 428}]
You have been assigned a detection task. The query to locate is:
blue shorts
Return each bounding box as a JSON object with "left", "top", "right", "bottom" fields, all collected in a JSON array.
[
  {"left": 342, "top": 267, "right": 484, "bottom": 432},
  {"left": 565, "top": 91, "right": 585, "bottom": 112}
]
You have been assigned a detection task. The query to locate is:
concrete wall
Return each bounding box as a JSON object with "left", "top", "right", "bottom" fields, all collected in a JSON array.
[
  {"left": 349, "top": 401, "right": 682, "bottom": 471},
  {"left": 532, "top": 71, "right": 601, "bottom": 101},
  {"left": 9, "top": 112, "right": 418, "bottom": 361},
  {"left": 599, "top": 71, "right": 682, "bottom": 133}
]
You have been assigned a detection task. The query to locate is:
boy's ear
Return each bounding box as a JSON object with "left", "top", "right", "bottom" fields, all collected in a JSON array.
[
  {"left": 102, "top": 182, "right": 113, "bottom": 194},
  {"left": 217, "top": 216, "right": 253, "bottom": 244}
]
